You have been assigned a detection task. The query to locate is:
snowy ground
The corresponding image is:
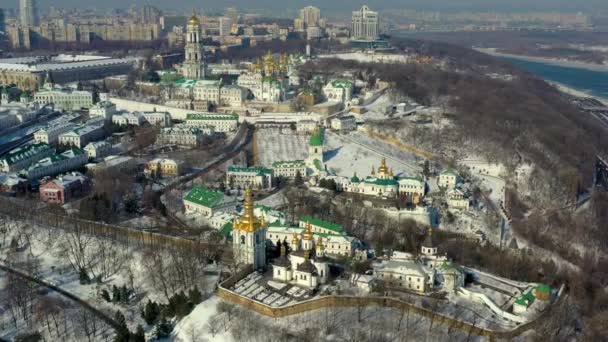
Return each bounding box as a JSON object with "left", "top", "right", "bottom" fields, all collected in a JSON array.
[
  {"left": 255, "top": 128, "right": 308, "bottom": 167},
  {"left": 172, "top": 296, "right": 232, "bottom": 342},
  {"left": 324, "top": 130, "right": 421, "bottom": 178}
]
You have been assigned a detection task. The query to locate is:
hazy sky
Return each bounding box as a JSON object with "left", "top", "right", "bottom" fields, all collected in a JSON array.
[{"left": 6, "top": 0, "right": 608, "bottom": 13}]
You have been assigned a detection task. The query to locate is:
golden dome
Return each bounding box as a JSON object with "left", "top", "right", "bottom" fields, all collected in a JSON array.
[
  {"left": 378, "top": 158, "right": 389, "bottom": 175},
  {"left": 302, "top": 222, "right": 314, "bottom": 241},
  {"left": 316, "top": 236, "right": 324, "bottom": 250},
  {"left": 233, "top": 187, "right": 264, "bottom": 233},
  {"left": 291, "top": 232, "right": 299, "bottom": 244},
  {"left": 188, "top": 10, "right": 200, "bottom": 26}
]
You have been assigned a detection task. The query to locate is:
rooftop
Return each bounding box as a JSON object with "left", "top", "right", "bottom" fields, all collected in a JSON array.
[
  {"left": 186, "top": 113, "right": 239, "bottom": 121},
  {"left": 309, "top": 127, "right": 325, "bottom": 146},
  {"left": 271, "top": 160, "right": 306, "bottom": 168},
  {"left": 299, "top": 215, "right": 344, "bottom": 234},
  {"left": 227, "top": 166, "right": 273, "bottom": 175},
  {"left": 0, "top": 54, "right": 135, "bottom": 73},
  {"left": 184, "top": 186, "right": 225, "bottom": 208},
  {"left": 1, "top": 143, "right": 54, "bottom": 166}
]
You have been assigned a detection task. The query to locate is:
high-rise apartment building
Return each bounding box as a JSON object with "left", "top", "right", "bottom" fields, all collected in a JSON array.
[
  {"left": 141, "top": 5, "right": 162, "bottom": 25},
  {"left": 19, "top": 0, "right": 39, "bottom": 28},
  {"left": 351, "top": 5, "right": 380, "bottom": 41},
  {"left": 300, "top": 6, "right": 321, "bottom": 27}
]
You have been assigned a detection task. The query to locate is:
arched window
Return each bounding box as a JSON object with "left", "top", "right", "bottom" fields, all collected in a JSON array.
[
  {"left": 240, "top": 235, "right": 245, "bottom": 244},
  {"left": 255, "top": 234, "right": 260, "bottom": 244}
]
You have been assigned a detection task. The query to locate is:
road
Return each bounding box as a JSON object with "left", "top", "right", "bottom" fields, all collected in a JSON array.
[{"left": 0, "top": 261, "right": 120, "bottom": 331}]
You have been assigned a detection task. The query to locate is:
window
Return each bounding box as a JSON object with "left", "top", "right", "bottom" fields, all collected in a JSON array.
[
  {"left": 240, "top": 235, "right": 245, "bottom": 244},
  {"left": 277, "top": 270, "right": 280, "bottom": 275}
]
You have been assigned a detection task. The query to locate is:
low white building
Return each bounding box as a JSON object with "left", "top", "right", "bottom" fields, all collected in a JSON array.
[
  {"left": 296, "top": 120, "right": 317, "bottom": 133},
  {"left": 58, "top": 122, "right": 105, "bottom": 148},
  {"left": 226, "top": 166, "right": 273, "bottom": 190},
  {"left": 83, "top": 141, "right": 112, "bottom": 160},
  {"left": 33, "top": 89, "right": 94, "bottom": 112},
  {"left": 22, "top": 148, "right": 88, "bottom": 180},
  {"left": 34, "top": 122, "right": 77, "bottom": 144},
  {"left": 112, "top": 113, "right": 144, "bottom": 126},
  {"left": 330, "top": 115, "right": 357, "bottom": 132},
  {"left": 185, "top": 113, "right": 239, "bottom": 132},
  {"left": 446, "top": 188, "right": 469, "bottom": 210},
  {"left": 272, "top": 160, "right": 306, "bottom": 179},
  {"left": 323, "top": 79, "right": 353, "bottom": 104},
  {"left": 438, "top": 169, "right": 459, "bottom": 189},
  {"left": 373, "top": 260, "right": 432, "bottom": 294},
  {"left": 142, "top": 112, "right": 171, "bottom": 127},
  {"left": 183, "top": 186, "right": 238, "bottom": 217},
  {"left": 157, "top": 126, "right": 212, "bottom": 147},
  {"left": 89, "top": 102, "right": 117, "bottom": 121}
]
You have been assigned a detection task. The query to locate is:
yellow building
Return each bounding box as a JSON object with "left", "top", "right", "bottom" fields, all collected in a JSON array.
[{"left": 144, "top": 158, "right": 182, "bottom": 178}]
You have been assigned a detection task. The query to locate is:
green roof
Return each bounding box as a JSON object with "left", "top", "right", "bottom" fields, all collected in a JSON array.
[
  {"left": 184, "top": 186, "right": 224, "bottom": 207},
  {"left": 351, "top": 174, "right": 360, "bottom": 182},
  {"left": 227, "top": 166, "right": 273, "bottom": 175},
  {"left": 300, "top": 215, "right": 344, "bottom": 234},
  {"left": 364, "top": 177, "right": 398, "bottom": 186},
  {"left": 309, "top": 127, "right": 325, "bottom": 146},
  {"left": 1, "top": 143, "right": 54, "bottom": 166},
  {"left": 535, "top": 284, "right": 551, "bottom": 294},
  {"left": 441, "top": 168, "right": 458, "bottom": 177},
  {"left": 515, "top": 290, "right": 536, "bottom": 307},
  {"left": 186, "top": 113, "right": 239, "bottom": 121},
  {"left": 330, "top": 79, "right": 353, "bottom": 89},
  {"left": 439, "top": 261, "right": 463, "bottom": 273},
  {"left": 220, "top": 222, "right": 233, "bottom": 238},
  {"left": 313, "top": 159, "right": 323, "bottom": 171},
  {"left": 271, "top": 160, "right": 306, "bottom": 168}
]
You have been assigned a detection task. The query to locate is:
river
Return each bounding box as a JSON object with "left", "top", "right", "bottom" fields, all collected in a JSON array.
[{"left": 499, "top": 57, "right": 608, "bottom": 100}]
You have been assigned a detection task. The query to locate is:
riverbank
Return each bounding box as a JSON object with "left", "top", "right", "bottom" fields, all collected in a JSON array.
[
  {"left": 550, "top": 81, "right": 608, "bottom": 105},
  {"left": 475, "top": 48, "right": 608, "bottom": 73}
]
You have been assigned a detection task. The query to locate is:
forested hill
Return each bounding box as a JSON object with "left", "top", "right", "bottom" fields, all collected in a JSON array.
[{"left": 304, "top": 38, "right": 608, "bottom": 198}]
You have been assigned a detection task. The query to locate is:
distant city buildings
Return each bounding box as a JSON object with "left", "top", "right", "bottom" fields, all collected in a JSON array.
[
  {"left": 19, "top": 0, "right": 39, "bottom": 28},
  {"left": 351, "top": 5, "right": 380, "bottom": 41},
  {"left": 0, "top": 55, "right": 135, "bottom": 91}
]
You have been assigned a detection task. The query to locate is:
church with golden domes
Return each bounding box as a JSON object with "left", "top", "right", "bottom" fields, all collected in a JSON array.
[
  {"left": 271, "top": 222, "right": 330, "bottom": 288},
  {"left": 336, "top": 158, "right": 426, "bottom": 202}
]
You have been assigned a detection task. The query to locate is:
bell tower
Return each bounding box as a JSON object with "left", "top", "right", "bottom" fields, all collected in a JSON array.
[
  {"left": 232, "top": 188, "right": 267, "bottom": 270},
  {"left": 182, "top": 10, "right": 206, "bottom": 80}
]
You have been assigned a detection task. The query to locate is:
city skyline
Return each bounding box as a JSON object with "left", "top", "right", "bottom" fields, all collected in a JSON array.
[{"left": 2, "top": 0, "right": 608, "bottom": 13}]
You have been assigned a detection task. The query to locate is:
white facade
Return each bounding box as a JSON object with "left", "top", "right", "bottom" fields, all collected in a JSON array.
[
  {"left": 330, "top": 115, "right": 357, "bottom": 132},
  {"left": 182, "top": 14, "right": 206, "bottom": 79},
  {"left": 438, "top": 169, "right": 459, "bottom": 189},
  {"left": 352, "top": 5, "right": 380, "bottom": 41},
  {"left": 157, "top": 126, "right": 211, "bottom": 147},
  {"left": 33, "top": 89, "right": 94, "bottom": 111},
  {"left": 323, "top": 79, "right": 353, "bottom": 104},
  {"left": 185, "top": 113, "right": 239, "bottom": 132},
  {"left": 374, "top": 260, "right": 431, "bottom": 294},
  {"left": 226, "top": 166, "right": 273, "bottom": 190},
  {"left": 23, "top": 148, "right": 88, "bottom": 180},
  {"left": 83, "top": 141, "right": 112, "bottom": 160},
  {"left": 272, "top": 160, "right": 306, "bottom": 179},
  {"left": 112, "top": 113, "right": 144, "bottom": 126},
  {"left": 57, "top": 123, "right": 105, "bottom": 148},
  {"left": 89, "top": 101, "right": 117, "bottom": 121},
  {"left": 142, "top": 112, "right": 171, "bottom": 127},
  {"left": 34, "top": 122, "right": 76, "bottom": 144}
]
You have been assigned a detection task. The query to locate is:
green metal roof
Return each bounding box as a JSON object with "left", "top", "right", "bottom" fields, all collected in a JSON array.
[
  {"left": 271, "top": 160, "right": 306, "bottom": 168},
  {"left": 186, "top": 113, "right": 239, "bottom": 121},
  {"left": 364, "top": 177, "right": 398, "bottom": 186},
  {"left": 515, "top": 290, "right": 536, "bottom": 307},
  {"left": 441, "top": 168, "right": 458, "bottom": 177},
  {"left": 227, "top": 166, "right": 272, "bottom": 175},
  {"left": 1, "top": 143, "right": 54, "bottom": 166},
  {"left": 535, "top": 284, "right": 551, "bottom": 294},
  {"left": 330, "top": 79, "right": 353, "bottom": 89},
  {"left": 184, "top": 186, "right": 224, "bottom": 208},
  {"left": 220, "top": 222, "right": 233, "bottom": 238},
  {"left": 313, "top": 159, "right": 323, "bottom": 171},
  {"left": 309, "top": 127, "right": 325, "bottom": 146},
  {"left": 300, "top": 215, "right": 344, "bottom": 234}
]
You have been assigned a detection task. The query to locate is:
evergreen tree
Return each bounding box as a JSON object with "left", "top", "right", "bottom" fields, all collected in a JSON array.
[
  {"left": 294, "top": 170, "right": 303, "bottom": 186},
  {"left": 100, "top": 289, "right": 111, "bottom": 302},
  {"left": 188, "top": 285, "right": 203, "bottom": 305},
  {"left": 142, "top": 300, "right": 160, "bottom": 325},
  {"left": 112, "top": 285, "right": 121, "bottom": 302},
  {"left": 130, "top": 325, "right": 145, "bottom": 342},
  {"left": 155, "top": 317, "right": 172, "bottom": 339},
  {"left": 114, "top": 310, "right": 130, "bottom": 342},
  {"left": 121, "top": 285, "right": 130, "bottom": 303},
  {"left": 79, "top": 268, "right": 90, "bottom": 285}
]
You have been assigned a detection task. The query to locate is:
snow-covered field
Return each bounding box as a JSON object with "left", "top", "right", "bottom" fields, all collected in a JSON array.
[
  {"left": 324, "top": 130, "right": 421, "bottom": 177},
  {"left": 255, "top": 128, "right": 308, "bottom": 167},
  {"left": 172, "top": 296, "right": 232, "bottom": 342}
]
